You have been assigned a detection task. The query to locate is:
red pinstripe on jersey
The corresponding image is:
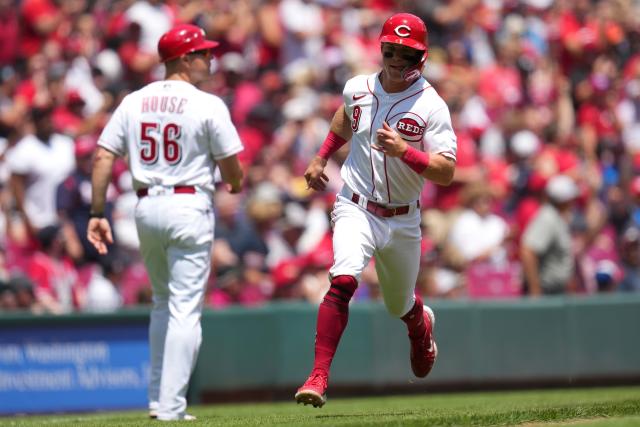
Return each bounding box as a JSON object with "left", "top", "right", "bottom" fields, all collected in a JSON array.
[
  {"left": 381, "top": 85, "right": 432, "bottom": 204},
  {"left": 366, "top": 78, "right": 380, "bottom": 199}
]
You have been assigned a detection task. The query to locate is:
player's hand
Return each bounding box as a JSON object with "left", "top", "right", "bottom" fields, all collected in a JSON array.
[
  {"left": 304, "top": 156, "right": 329, "bottom": 191},
  {"left": 87, "top": 218, "right": 113, "bottom": 255},
  {"left": 373, "top": 121, "right": 408, "bottom": 158},
  {"left": 225, "top": 182, "right": 242, "bottom": 194}
]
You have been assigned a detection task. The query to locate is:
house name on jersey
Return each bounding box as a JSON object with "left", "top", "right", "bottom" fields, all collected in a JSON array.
[{"left": 141, "top": 96, "right": 188, "bottom": 114}]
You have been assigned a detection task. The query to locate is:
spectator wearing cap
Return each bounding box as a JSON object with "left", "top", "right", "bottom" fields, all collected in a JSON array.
[
  {"left": 505, "top": 130, "right": 540, "bottom": 212},
  {"left": 56, "top": 135, "right": 118, "bottom": 265},
  {"left": 521, "top": 174, "right": 579, "bottom": 295},
  {"left": 6, "top": 105, "right": 75, "bottom": 241}
]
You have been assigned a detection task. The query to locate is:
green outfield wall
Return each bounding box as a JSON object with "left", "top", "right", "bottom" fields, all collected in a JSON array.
[
  {"left": 189, "top": 294, "right": 640, "bottom": 402},
  {"left": 2, "top": 294, "right": 639, "bottom": 409}
]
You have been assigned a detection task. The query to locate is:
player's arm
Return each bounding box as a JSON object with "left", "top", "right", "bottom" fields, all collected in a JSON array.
[
  {"left": 375, "top": 121, "right": 455, "bottom": 186},
  {"left": 414, "top": 152, "right": 455, "bottom": 186},
  {"left": 304, "top": 104, "right": 352, "bottom": 191},
  {"left": 218, "top": 154, "right": 244, "bottom": 194},
  {"left": 87, "top": 146, "right": 116, "bottom": 255}
]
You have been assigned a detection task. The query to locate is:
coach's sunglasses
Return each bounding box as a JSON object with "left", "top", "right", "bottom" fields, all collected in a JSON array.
[{"left": 187, "top": 49, "right": 213, "bottom": 59}]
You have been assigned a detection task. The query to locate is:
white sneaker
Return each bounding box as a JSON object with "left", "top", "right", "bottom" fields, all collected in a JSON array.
[{"left": 155, "top": 413, "right": 197, "bottom": 421}]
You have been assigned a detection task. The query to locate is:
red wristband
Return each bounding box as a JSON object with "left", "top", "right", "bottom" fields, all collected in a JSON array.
[
  {"left": 317, "top": 131, "right": 347, "bottom": 160},
  {"left": 401, "top": 146, "right": 430, "bottom": 174}
]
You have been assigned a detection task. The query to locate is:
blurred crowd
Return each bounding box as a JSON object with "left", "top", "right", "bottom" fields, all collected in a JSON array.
[{"left": 1, "top": 0, "right": 640, "bottom": 314}]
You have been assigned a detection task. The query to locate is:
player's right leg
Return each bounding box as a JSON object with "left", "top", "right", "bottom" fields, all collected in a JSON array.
[
  {"left": 295, "top": 195, "right": 376, "bottom": 407},
  {"left": 157, "top": 196, "right": 213, "bottom": 421},
  {"left": 375, "top": 216, "right": 437, "bottom": 378},
  {"left": 135, "top": 199, "right": 170, "bottom": 419}
]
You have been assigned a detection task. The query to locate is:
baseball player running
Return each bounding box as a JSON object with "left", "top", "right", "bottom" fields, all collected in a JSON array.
[
  {"left": 87, "top": 24, "right": 244, "bottom": 421},
  {"left": 296, "top": 13, "right": 457, "bottom": 408}
]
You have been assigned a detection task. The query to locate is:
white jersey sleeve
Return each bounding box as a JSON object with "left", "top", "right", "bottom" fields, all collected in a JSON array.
[
  {"left": 207, "top": 97, "right": 243, "bottom": 160},
  {"left": 424, "top": 100, "right": 457, "bottom": 161},
  {"left": 98, "top": 98, "right": 129, "bottom": 157},
  {"left": 5, "top": 138, "right": 33, "bottom": 174}
]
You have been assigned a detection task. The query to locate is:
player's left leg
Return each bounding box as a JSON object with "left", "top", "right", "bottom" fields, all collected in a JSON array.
[{"left": 375, "top": 215, "right": 437, "bottom": 378}]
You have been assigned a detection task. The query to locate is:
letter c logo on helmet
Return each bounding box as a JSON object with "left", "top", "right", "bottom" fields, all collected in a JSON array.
[{"left": 394, "top": 25, "right": 411, "bottom": 38}]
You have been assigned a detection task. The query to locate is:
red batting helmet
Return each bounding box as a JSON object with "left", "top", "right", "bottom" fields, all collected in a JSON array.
[
  {"left": 157, "top": 24, "right": 219, "bottom": 63},
  {"left": 379, "top": 13, "right": 428, "bottom": 53}
]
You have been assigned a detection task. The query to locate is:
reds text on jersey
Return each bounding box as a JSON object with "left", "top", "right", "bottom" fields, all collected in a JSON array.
[
  {"left": 98, "top": 80, "right": 243, "bottom": 195},
  {"left": 342, "top": 73, "right": 457, "bottom": 205}
]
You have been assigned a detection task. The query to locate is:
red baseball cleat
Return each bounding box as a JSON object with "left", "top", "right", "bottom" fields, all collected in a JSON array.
[
  {"left": 295, "top": 371, "right": 328, "bottom": 408},
  {"left": 409, "top": 305, "right": 438, "bottom": 378}
]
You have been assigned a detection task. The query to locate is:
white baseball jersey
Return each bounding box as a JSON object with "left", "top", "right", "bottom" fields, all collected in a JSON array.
[
  {"left": 341, "top": 73, "right": 457, "bottom": 205},
  {"left": 98, "top": 80, "right": 243, "bottom": 195},
  {"left": 5, "top": 133, "right": 75, "bottom": 229}
]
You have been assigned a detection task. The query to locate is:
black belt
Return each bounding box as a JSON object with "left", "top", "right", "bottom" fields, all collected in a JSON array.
[
  {"left": 136, "top": 185, "right": 196, "bottom": 198},
  {"left": 351, "top": 193, "right": 414, "bottom": 217}
]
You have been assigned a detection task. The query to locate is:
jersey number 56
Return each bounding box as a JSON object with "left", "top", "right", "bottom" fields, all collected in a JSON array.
[{"left": 140, "top": 122, "right": 182, "bottom": 165}]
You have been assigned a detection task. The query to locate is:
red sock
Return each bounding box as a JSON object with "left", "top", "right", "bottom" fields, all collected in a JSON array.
[
  {"left": 401, "top": 294, "right": 426, "bottom": 339},
  {"left": 312, "top": 275, "right": 358, "bottom": 376}
]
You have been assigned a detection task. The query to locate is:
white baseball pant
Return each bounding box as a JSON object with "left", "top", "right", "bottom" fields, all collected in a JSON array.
[
  {"left": 329, "top": 187, "right": 422, "bottom": 317},
  {"left": 135, "top": 190, "right": 214, "bottom": 420}
]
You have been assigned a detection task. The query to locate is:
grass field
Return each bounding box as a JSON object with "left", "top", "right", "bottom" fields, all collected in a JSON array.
[{"left": 1, "top": 386, "right": 639, "bottom": 426}]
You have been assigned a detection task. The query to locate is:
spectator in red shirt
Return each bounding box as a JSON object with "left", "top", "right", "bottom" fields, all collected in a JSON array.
[{"left": 28, "top": 224, "right": 80, "bottom": 314}]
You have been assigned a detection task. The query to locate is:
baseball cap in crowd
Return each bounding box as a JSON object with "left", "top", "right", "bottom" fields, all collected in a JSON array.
[
  {"left": 247, "top": 182, "right": 283, "bottom": 223},
  {"left": 75, "top": 135, "right": 97, "bottom": 157},
  {"left": 220, "top": 52, "right": 247, "bottom": 74},
  {"left": 283, "top": 96, "right": 315, "bottom": 122},
  {"left": 279, "top": 202, "right": 307, "bottom": 230},
  {"left": 510, "top": 130, "right": 540, "bottom": 158},
  {"left": 545, "top": 174, "right": 578, "bottom": 203},
  {"left": 523, "top": 0, "right": 553, "bottom": 9}
]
